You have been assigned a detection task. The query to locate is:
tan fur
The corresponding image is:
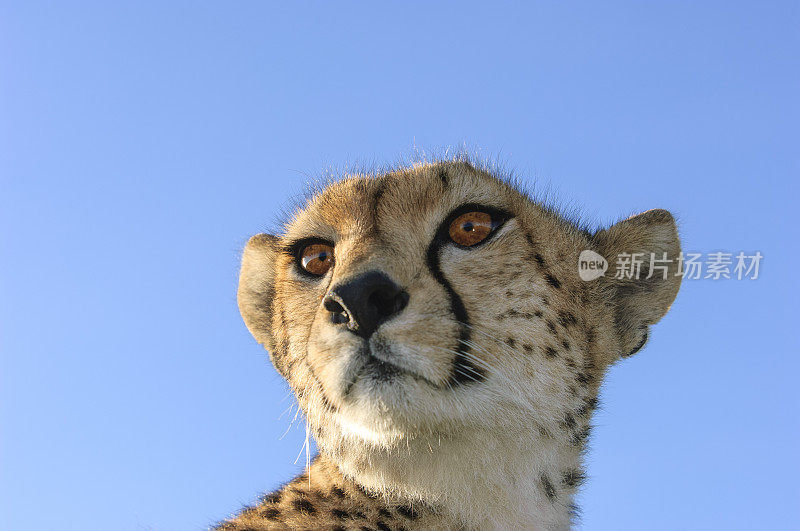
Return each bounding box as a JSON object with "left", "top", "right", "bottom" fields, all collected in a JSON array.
[{"left": 218, "top": 160, "right": 682, "bottom": 530}]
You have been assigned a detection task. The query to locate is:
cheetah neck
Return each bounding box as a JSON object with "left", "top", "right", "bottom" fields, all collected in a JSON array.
[{"left": 331, "top": 423, "right": 580, "bottom": 530}]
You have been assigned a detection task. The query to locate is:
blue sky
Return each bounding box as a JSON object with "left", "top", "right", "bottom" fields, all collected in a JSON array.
[{"left": 1, "top": 2, "right": 798, "bottom": 529}]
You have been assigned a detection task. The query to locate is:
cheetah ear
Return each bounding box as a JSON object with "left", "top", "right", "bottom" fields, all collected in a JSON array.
[
  {"left": 237, "top": 233, "right": 280, "bottom": 352},
  {"left": 592, "top": 209, "right": 682, "bottom": 358}
]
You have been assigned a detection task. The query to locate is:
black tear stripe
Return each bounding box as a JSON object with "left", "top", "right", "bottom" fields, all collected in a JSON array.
[{"left": 425, "top": 239, "right": 486, "bottom": 386}]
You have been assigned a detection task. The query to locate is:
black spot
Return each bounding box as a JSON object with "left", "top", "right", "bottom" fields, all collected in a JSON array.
[
  {"left": 378, "top": 508, "right": 392, "bottom": 518},
  {"left": 541, "top": 474, "right": 557, "bottom": 500},
  {"left": 357, "top": 484, "right": 379, "bottom": 499},
  {"left": 572, "top": 425, "right": 592, "bottom": 446},
  {"left": 562, "top": 469, "right": 586, "bottom": 488},
  {"left": 331, "top": 486, "right": 347, "bottom": 498},
  {"left": 331, "top": 508, "right": 350, "bottom": 519},
  {"left": 438, "top": 168, "right": 448, "bottom": 186},
  {"left": 261, "top": 507, "right": 280, "bottom": 519},
  {"left": 577, "top": 396, "right": 598, "bottom": 416},
  {"left": 505, "top": 289, "right": 514, "bottom": 297},
  {"left": 376, "top": 522, "right": 391, "bottom": 531},
  {"left": 576, "top": 372, "right": 592, "bottom": 385},
  {"left": 291, "top": 498, "right": 316, "bottom": 514},
  {"left": 534, "top": 309, "right": 543, "bottom": 318},
  {"left": 545, "top": 274, "right": 561, "bottom": 289},
  {"left": 562, "top": 339, "right": 571, "bottom": 350},
  {"left": 396, "top": 505, "right": 419, "bottom": 519},
  {"left": 368, "top": 183, "right": 386, "bottom": 235},
  {"left": 534, "top": 253, "right": 546, "bottom": 267},
  {"left": 360, "top": 527, "right": 375, "bottom": 531},
  {"left": 262, "top": 491, "right": 282, "bottom": 504},
  {"left": 332, "top": 527, "right": 346, "bottom": 531},
  {"left": 561, "top": 413, "right": 576, "bottom": 429},
  {"left": 586, "top": 326, "right": 596, "bottom": 345},
  {"left": 559, "top": 311, "right": 577, "bottom": 327},
  {"left": 545, "top": 346, "right": 558, "bottom": 358},
  {"left": 523, "top": 343, "right": 533, "bottom": 353},
  {"left": 505, "top": 337, "right": 516, "bottom": 348},
  {"left": 355, "top": 511, "right": 367, "bottom": 519}
]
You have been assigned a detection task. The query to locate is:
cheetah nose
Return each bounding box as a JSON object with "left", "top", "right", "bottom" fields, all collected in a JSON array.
[{"left": 323, "top": 271, "right": 409, "bottom": 339}]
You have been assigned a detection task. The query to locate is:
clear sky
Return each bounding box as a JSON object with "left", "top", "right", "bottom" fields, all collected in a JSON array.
[{"left": 1, "top": 2, "right": 798, "bottom": 530}]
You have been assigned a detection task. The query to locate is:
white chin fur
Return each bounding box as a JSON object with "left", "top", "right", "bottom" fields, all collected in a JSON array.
[{"left": 334, "top": 411, "right": 404, "bottom": 447}]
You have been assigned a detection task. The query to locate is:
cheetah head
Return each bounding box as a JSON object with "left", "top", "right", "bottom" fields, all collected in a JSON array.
[{"left": 237, "top": 161, "right": 681, "bottom": 491}]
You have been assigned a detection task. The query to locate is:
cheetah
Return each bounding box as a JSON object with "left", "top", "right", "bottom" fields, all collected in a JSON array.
[{"left": 217, "top": 159, "right": 682, "bottom": 530}]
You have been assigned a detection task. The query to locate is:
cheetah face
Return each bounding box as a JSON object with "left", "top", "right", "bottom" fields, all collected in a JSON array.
[
  {"left": 289, "top": 201, "right": 519, "bottom": 441},
  {"left": 238, "top": 161, "right": 681, "bottom": 451}
]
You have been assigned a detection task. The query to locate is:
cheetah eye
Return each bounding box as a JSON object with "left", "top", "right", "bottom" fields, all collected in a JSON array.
[
  {"left": 448, "top": 210, "right": 503, "bottom": 247},
  {"left": 298, "top": 243, "right": 335, "bottom": 276}
]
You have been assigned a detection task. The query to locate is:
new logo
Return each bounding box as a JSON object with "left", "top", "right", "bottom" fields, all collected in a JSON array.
[{"left": 578, "top": 250, "right": 608, "bottom": 281}]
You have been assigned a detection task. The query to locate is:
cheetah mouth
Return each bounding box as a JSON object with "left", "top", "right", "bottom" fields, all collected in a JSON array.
[
  {"left": 362, "top": 357, "right": 404, "bottom": 381},
  {"left": 342, "top": 344, "right": 440, "bottom": 397}
]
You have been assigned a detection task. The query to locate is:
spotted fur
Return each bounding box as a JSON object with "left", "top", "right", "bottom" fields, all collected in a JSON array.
[{"left": 218, "top": 160, "right": 682, "bottom": 530}]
